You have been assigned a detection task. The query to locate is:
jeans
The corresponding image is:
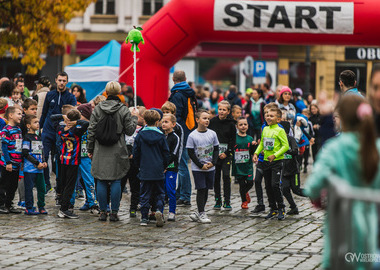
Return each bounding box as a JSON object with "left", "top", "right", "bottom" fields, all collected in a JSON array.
[
  {"left": 97, "top": 179, "right": 121, "bottom": 212},
  {"left": 24, "top": 172, "right": 46, "bottom": 209},
  {"left": 176, "top": 148, "right": 191, "bottom": 201},
  {"left": 70, "top": 158, "right": 96, "bottom": 207},
  {"left": 140, "top": 180, "right": 165, "bottom": 220},
  {"left": 165, "top": 171, "right": 177, "bottom": 214}
]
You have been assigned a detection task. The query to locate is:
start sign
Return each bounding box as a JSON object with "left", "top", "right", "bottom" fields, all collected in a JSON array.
[{"left": 214, "top": 1, "right": 354, "bottom": 34}]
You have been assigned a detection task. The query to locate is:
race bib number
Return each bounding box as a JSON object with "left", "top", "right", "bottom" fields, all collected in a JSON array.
[
  {"left": 197, "top": 144, "right": 213, "bottom": 160},
  {"left": 235, "top": 151, "right": 250, "bottom": 164},
  {"left": 15, "top": 139, "right": 22, "bottom": 153},
  {"left": 219, "top": 143, "right": 228, "bottom": 154},
  {"left": 31, "top": 141, "right": 43, "bottom": 155},
  {"left": 263, "top": 138, "right": 275, "bottom": 151},
  {"left": 81, "top": 142, "right": 88, "bottom": 157},
  {"left": 284, "top": 153, "right": 293, "bottom": 160}
]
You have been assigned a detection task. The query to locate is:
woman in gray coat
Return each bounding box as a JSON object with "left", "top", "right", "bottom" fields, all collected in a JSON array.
[{"left": 87, "top": 81, "right": 138, "bottom": 221}]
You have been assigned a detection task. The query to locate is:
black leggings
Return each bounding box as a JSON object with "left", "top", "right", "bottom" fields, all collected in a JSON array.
[
  {"left": 214, "top": 157, "right": 231, "bottom": 202},
  {"left": 196, "top": 188, "right": 208, "bottom": 213},
  {"left": 254, "top": 163, "right": 264, "bottom": 206},
  {"left": 282, "top": 174, "right": 306, "bottom": 209},
  {"left": 237, "top": 176, "right": 253, "bottom": 203}
]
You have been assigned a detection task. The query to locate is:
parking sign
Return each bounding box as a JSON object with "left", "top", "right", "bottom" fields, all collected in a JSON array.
[{"left": 254, "top": 61, "right": 266, "bottom": 78}]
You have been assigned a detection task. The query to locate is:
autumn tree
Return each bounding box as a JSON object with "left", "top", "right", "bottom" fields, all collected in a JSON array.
[{"left": 0, "top": 0, "right": 96, "bottom": 74}]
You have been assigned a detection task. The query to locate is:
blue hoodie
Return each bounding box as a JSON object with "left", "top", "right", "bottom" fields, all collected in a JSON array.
[
  {"left": 40, "top": 89, "right": 77, "bottom": 139},
  {"left": 169, "top": 82, "right": 196, "bottom": 142},
  {"left": 133, "top": 127, "right": 170, "bottom": 181}
]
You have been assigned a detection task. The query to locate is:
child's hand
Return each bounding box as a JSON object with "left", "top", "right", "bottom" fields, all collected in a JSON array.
[
  {"left": 5, "top": 164, "right": 12, "bottom": 172},
  {"left": 296, "top": 121, "right": 301, "bottom": 127},
  {"left": 43, "top": 162, "right": 48, "bottom": 168},
  {"left": 253, "top": 154, "right": 258, "bottom": 163},
  {"left": 219, "top": 153, "right": 226, "bottom": 159},
  {"left": 37, "top": 163, "right": 44, "bottom": 169},
  {"left": 310, "top": 138, "right": 315, "bottom": 145},
  {"left": 267, "top": 155, "right": 276, "bottom": 162},
  {"left": 201, "top": 164, "right": 209, "bottom": 170},
  {"left": 252, "top": 141, "right": 258, "bottom": 145},
  {"left": 88, "top": 153, "right": 93, "bottom": 159},
  {"left": 206, "top": 162, "right": 213, "bottom": 169}
]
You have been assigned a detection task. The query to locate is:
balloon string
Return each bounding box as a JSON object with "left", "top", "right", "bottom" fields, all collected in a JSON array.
[{"left": 133, "top": 45, "right": 137, "bottom": 109}]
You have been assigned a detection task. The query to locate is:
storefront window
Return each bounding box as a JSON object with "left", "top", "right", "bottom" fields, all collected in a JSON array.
[{"left": 289, "top": 62, "right": 316, "bottom": 97}]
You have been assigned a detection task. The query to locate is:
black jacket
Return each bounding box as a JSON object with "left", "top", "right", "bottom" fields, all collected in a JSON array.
[
  {"left": 165, "top": 131, "right": 180, "bottom": 172},
  {"left": 283, "top": 135, "right": 299, "bottom": 176},
  {"left": 208, "top": 115, "right": 236, "bottom": 159}
]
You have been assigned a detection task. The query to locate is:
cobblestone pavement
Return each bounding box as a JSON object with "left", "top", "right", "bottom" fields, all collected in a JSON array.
[{"left": 0, "top": 169, "right": 323, "bottom": 269}]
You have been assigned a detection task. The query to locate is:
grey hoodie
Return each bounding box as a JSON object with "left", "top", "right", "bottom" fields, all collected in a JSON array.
[{"left": 87, "top": 99, "right": 137, "bottom": 180}]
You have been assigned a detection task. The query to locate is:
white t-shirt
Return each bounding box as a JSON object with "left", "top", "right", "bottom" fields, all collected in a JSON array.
[{"left": 186, "top": 129, "right": 219, "bottom": 172}]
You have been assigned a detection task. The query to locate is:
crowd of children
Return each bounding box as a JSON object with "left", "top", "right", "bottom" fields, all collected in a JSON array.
[{"left": 0, "top": 72, "right": 320, "bottom": 228}]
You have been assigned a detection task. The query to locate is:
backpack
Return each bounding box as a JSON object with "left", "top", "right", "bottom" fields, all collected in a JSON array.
[
  {"left": 185, "top": 95, "right": 198, "bottom": 130},
  {"left": 95, "top": 111, "right": 120, "bottom": 146}
]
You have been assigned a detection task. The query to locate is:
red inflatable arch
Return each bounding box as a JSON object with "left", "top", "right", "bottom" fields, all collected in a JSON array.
[{"left": 120, "top": 0, "right": 380, "bottom": 108}]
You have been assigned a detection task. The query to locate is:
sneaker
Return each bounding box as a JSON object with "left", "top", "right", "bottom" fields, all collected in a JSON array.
[
  {"left": 241, "top": 202, "right": 249, "bottom": 209},
  {"left": 149, "top": 212, "right": 156, "bottom": 221},
  {"left": 90, "top": 205, "right": 100, "bottom": 215},
  {"left": 79, "top": 203, "right": 90, "bottom": 211},
  {"left": 278, "top": 209, "right": 285, "bottom": 220},
  {"left": 223, "top": 202, "right": 232, "bottom": 211},
  {"left": 24, "top": 208, "right": 40, "bottom": 215},
  {"left": 246, "top": 193, "right": 251, "bottom": 203},
  {"left": 213, "top": 199, "right": 222, "bottom": 209},
  {"left": 251, "top": 205, "right": 265, "bottom": 214},
  {"left": 0, "top": 206, "right": 9, "bottom": 214},
  {"left": 264, "top": 209, "right": 278, "bottom": 220},
  {"left": 58, "top": 210, "right": 79, "bottom": 219},
  {"left": 130, "top": 210, "right": 137, "bottom": 218},
  {"left": 39, "top": 208, "right": 48, "bottom": 215},
  {"left": 109, "top": 212, "right": 120, "bottom": 222},
  {"left": 155, "top": 211, "right": 164, "bottom": 227},
  {"left": 189, "top": 212, "right": 200, "bottom": 222},
  {"left": 167, "top": 212, "right": 175, "bottom": 222},
  {"left": 8, "top": 206, "right": 22, "bottom": 214},
  {"left": 99, "top": 211, "right": 107, "bottom": 221},
  {"left": 287, "top": 207, "right": 299, "bottom": 215},
  {"left": 183, "top": 200, "right": 191, "bottom": 206},
  {"left": 198, "top": 212, "right": 211, "bottom": 223},
  {"left": 176, "top": 199, "right": 184, "bottom": 206},
  {"left": 140, "top": 218, "right": 149, "bottom": 226},
  {"left": 17, "top": 201, "right": 25, "bottom": 209}
]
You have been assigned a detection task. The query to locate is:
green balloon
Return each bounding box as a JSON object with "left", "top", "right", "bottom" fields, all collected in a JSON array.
[{"left": 125, "top": 27, "right": 144, "bottom": 52}]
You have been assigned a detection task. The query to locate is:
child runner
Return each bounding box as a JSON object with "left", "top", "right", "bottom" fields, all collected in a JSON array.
[
  {"left": 280, "top": 121, "right": 305, "bottom": 215},
  {"left": 133, "top": 110, "right": 170, "bottom": 227},
  {"left": 161, "top": 113, "right": 180, "bottom": 221},
  {"left": 232, "top": 117, "right": 256, "bottom": 209},
  {"left": 251, "top": 102, "right": 278, "bottom": 214},
  {"left": 123, "top": 106, "right": 146, "bottom": 218},
  {"left": 70, "top": 103, "right": 98, "bottom": 214},
  {"left": 51, "top": 109, "right": 89, "bottom": 219},
  {"left": 18, "top": 98, "right": 38, "bottom": 208},
  {"left": 0, "top": 106, "right": 23, "bottom": 214},
  {"left": 208, "top": 100, "right": 236, "bottom": 210},
  {"left": 22, "top": 115, "right": 48, "bottom": 215},
  {"left": 0, "top": 98, "right": 9, "bottom": 128},
  {"left": 305, "top": 95, "right": 380, "bottom": 269},
  {"left": 253, "top": 107, "right": 289, "bottom": 220},
  {"left": 187, "top": 110, "right": 219, "bottom": 223}
]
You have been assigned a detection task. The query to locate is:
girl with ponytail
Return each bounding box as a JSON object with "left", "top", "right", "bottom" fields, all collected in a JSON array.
[{"left": 304, "top": 95, "right": 380, "bottom": 269}]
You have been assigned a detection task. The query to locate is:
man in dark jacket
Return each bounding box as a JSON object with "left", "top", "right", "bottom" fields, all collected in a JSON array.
[
  {"left": 168, "top": 70, "right": 196, "bottom": 206},
  {"left": 40, "top": 72, "right": 77, "bottom": 191},
  {"left": 226, "top": 85, "right": 242, "bottom": 107}
]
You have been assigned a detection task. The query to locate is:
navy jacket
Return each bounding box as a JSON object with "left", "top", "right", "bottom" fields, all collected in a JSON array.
[
  {"left": 40, "top": 89, "right": 77, "bottom": 139},
  {"left": 227, "top": 92, "right": 242, "bottom": 107},
  {"left": 133, "top": 127, "right": 170, "bottom": 181},
  {"left": 168, "top": 82, "right": 196, "bottom": 142}
]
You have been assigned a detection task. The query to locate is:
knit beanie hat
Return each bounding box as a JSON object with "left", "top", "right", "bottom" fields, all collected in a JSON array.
[
  {"left": 77, "top": 103, "right": 93, "bottom": 120},
  {"left": 279, "top": 86, "right": 292, "bottom": 97}
]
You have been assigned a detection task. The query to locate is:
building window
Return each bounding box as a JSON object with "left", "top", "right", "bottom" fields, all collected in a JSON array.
[
  {"left": 95, "top": 0, "right": 115, "bottom": 15},
  {"left": 142, "top": 0, "right": 163, "bottom": 15}
]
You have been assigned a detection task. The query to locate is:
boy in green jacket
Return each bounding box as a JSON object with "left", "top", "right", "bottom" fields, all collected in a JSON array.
[{"left": 253, "top": 107, "right": 289, "bottom": 220}]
